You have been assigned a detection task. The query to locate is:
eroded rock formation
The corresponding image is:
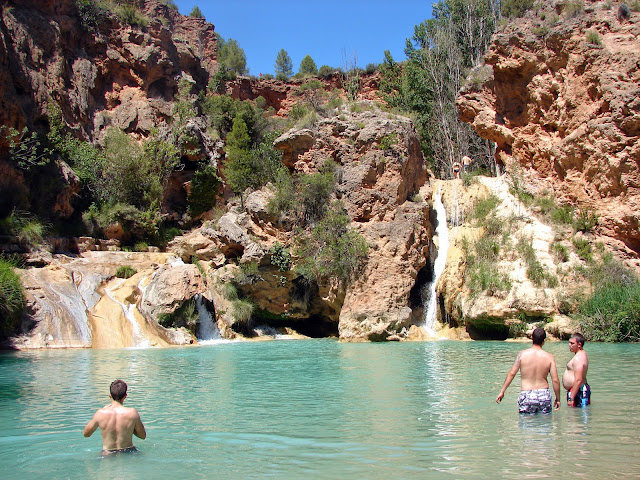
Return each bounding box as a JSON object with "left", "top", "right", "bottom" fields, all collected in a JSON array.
[{"left": 457, "top": 0, "right": 640, "bottom": 268}]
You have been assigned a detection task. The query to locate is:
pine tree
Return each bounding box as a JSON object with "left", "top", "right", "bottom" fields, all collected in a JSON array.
[
  {"left": 298, "top": 55, "right": 318, "bottom": 76},
  {"left": 274, "top": 49, "right": 293, "bottom": 80},
  {"left": 189, "top": 6, "right": 204, "bottom": 18}
]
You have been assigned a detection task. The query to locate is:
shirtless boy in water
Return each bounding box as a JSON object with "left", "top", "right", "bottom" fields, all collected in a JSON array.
[
  {"left": 496, "top": 327, "right": 561, "bottom": 414},
  {"left": 83, "top": 380, "right": 146, "bottom": 454},
  {"left": 563, "top": 332, "right": 590, "bottom": 407}
]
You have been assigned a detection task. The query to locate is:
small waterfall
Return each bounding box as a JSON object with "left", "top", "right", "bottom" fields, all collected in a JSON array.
[
  {"left": 424, "top": 188, "right": 450, "bottom": 336},
  {"left": 195, "top": 295, "right": 222, "bottom": 344},
  {"left": 104, "top": 280, "right": 151, "bottom": 348}
]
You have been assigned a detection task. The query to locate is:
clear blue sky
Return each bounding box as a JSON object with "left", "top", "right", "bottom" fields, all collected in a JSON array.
[{"left": 173, "top": 1, "right": 435, "bottom": 76}]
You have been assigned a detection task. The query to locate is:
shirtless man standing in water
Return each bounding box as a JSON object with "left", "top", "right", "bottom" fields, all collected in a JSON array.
[
  {"left": 563, "top": 332, "right": 590, "bottom": 407},
  {"left": 84, "top": 380, "right": 146, "bottom": 454},
  {"left": 496, "top": 327, "right": 561, "bottom": 414}
]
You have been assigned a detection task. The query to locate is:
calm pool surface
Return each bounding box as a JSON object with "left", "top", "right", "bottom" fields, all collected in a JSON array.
[{"left": 1, "top": 340, "right": 638, "bottom": 479}]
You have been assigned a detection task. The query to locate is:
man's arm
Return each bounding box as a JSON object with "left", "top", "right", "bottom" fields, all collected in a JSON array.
[
  {"left": 83, "top": 413, "right": 99, "bottom": 437},
  {"left": 496, "top": 353, "right": 521, "bottom": 403},
  {"left": 133, "top": 410, "right": 146, "bottom": 440},
  {"left": 550, "top": 356, "right": 561, "bottom": 410},
  {"left": 568, "top": 354, "right": 587, "bottom": 407}
]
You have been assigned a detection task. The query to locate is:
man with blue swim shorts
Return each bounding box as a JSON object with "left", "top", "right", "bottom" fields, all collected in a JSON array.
[
  {"left": 563, "top": 332, "right": 590, "bottom": 407},
  {"left": 496, "top": 327, "right": 561, "bottom": 414}
]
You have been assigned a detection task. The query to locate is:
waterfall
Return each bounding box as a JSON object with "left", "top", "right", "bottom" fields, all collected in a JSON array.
[
  {"left": 423, "top": 189, "right": 450, "bottom": 336},
  {"left": 195, "top": 295, "right": 222, "bottom": 344},
  {"left": 104, "top": 280, "right": 151, "bottom": 348}
]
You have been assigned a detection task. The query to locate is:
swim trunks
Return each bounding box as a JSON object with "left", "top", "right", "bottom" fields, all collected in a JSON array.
[
  {"left": 517, "top": 388, "right": 552, "bottom": 414},
  {"left": 568, "top": 383, "right": 591, "bottom": 407},
  {"left": 101, "top": 446, "right": 138, "bottom": 456}
]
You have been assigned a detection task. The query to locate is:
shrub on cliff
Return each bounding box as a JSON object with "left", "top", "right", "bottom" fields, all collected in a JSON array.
[
  {"left": 579, "top": 254, "right": 640, "bottom": 342},
  {"left": 188, "top": 165, "right": 221, "bottom": 217},
  {"left": 115, "top": 266, "right": 137, "bottom": 279},
  {"left": 294, "top": 202, "right": 368, "bottom": 283},
  {"left": 158, "top": 299, "right": 199, "bottom": 334},
  {"left": 501, "top": 0, "right": 535, "bottom": 18},
  {"left": 0, "top": 258, "right": 25, "bottom": 339},
  {"left": 189, "top": 6, "right": 204, "bottom": 18},
  {"left": 224, "top": 123, "right": 284, "bottom": 204},
  {"left": 267, "top": 159, "right": 337, "bottom": 226}
]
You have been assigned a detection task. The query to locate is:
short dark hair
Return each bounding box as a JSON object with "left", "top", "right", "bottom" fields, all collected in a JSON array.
[
  {"left": 532, "top": 327, "right": 546, "bottom": 345},
  {"left": 571, "top": 332, "right": 585, "bottom": 347},
  {"left": 110, "top": 380, "right": 128, "bottom": 401}
]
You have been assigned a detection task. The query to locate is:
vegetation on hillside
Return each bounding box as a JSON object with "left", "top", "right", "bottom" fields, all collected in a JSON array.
[{"left": 380, "top": 0, "right": 503, "bottom": 179}]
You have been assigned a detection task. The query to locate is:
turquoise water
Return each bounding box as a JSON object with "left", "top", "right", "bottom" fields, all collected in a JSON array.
[{"left": 1, "top": 340, "right": 639, "bottom": 479}]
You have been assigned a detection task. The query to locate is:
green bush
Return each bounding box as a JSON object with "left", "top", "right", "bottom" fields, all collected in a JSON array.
[
  {"left": 378, "top": 132, "right": 398, "bottom": 151},
  {"left": 133, "top": 242, "right": 148, "bottom": 252},
  {"left": 189, "top": 165, "right": 221, "bottom": 217},
  {"left": 158, "top": 299, "right": 199, "bottom": 333},
  {"left": 318, "top": 65, "right": 335, "bottom": 78},
  {"left": 550, "top": 204, "right": 574, "bottom": 225},
  {"left": 269, "top": 242, "right": 291, "bottom": 272},
  {"left": 468, "top": 262, "right": 512, "bottom": 296},
  {"left": 472, "top": 194, "right": 501, "bottom": 220},
  {"left": 563, "top": 0, "right": 584, "bottom": 17},
  {"left": 294, "top": 202, "right": 368, "bottom": 283},
  {"left": 579, "top": 256, "right": 640, "bottom": 342},
  {"left": 115, "top": 266, "right": 137, "bottom": 279},
  {"left": 586, "top": 30, "right": 602, "bottom": 46},
  {"left": 502, "top": 0, "right": 535, "bottom": 18},
  {"left": 573, "top": 209, "right": 598, "bottom": 233},
  {"left": 76, "top": 0, "right": 110, "bottom": 32},
  {"left": 0, "top": 210, "right": 47, "bottom": 248},
  {"left": 0, "top": 258, "right": 26, "bottom": 339},
  {"left": 221, "top": 282, "right": 238, "bottom": 301},
  {"left": 114, "top": 3, "right": 148, "bottom": 27},
  {"left": 231, "top": 298, "right": 254, "bottom": 323},
  {"left": 550, "top": 241, "right": 569, "bottom": 263},
  {"left": 517, "top": 237, "right": 558, "bottom": 287},
  {"left": 572, "top": 237, "right": 593, "bottom": 262}
]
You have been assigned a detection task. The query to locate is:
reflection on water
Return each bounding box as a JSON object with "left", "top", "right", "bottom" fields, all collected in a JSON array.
[{"left": 0, "top": 341, "right": 639, "bottom": 479}]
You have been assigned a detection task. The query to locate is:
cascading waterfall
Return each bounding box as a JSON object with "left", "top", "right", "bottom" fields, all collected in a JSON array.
[
  {"left": 423, "top": 188, "right": 450, "bottom": 336},
  {"left": 195, "top": 294, "right": 222, "bottom": 344},
  {"left": 104, "top": 279, "right": 151, "bottom": 348}
]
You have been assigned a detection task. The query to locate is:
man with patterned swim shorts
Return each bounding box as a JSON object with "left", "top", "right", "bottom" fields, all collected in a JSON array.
[{"left": 496, "top": 327, "right": 561, "bottom": 414}]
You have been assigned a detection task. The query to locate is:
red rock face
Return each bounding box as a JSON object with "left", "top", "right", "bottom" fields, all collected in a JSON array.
[
  {"left": 224, "top": 72, "right": 381, "bottom": 116},
  {"left": 0, "top": 0, "right": 217, "bottom": 218},
  {"left": 457, "top": 1, "right": 640, "bottom": 261},
  {"left": 0, "top": 0, "right": 216, "bottom": 140}
]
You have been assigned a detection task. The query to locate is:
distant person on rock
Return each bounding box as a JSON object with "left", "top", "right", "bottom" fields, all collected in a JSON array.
[
  {"left": 462, "top": 155, "right": 472, "bottom": 172},
  {"left": 496, "top": 327, "right": 561, "bottom": 414},
  {"left": 84, "top": 379, "right": 146, "bottom": 455},
  {"left": 563, "top": 332, "right": 590, "bottom": 407}
]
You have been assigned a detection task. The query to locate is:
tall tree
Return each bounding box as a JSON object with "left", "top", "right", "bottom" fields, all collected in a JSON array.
[
  {"left": 274, "top": 49, "right": 293, "bottom": 80},
  {"left": 217, "top": 34, "right": 248, "bottom": 75},
  {"left": 381, "top": 0, "right": 501, "bottom": 177},
  {"left": 189, "top": 6, "right": 204, "bottom": 18},
  {"left": 298, "top": 55, "right": 318, "bottom": 76}
]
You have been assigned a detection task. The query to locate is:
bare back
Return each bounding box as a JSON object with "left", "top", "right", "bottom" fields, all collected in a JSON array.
[
  {"left": 518, "top": 347, "right": 556, "bottom": 390},
  {"left": 84, "top": 402, "right": 146, "bottom": 451}
]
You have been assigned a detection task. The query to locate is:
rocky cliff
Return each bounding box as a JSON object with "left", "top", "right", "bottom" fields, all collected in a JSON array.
[
  {"left": 0, "top": 0, "right": 217, "bottom": 217},
  {"left": 457, "top": 0, "right": 640, "bottom": 269}
]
